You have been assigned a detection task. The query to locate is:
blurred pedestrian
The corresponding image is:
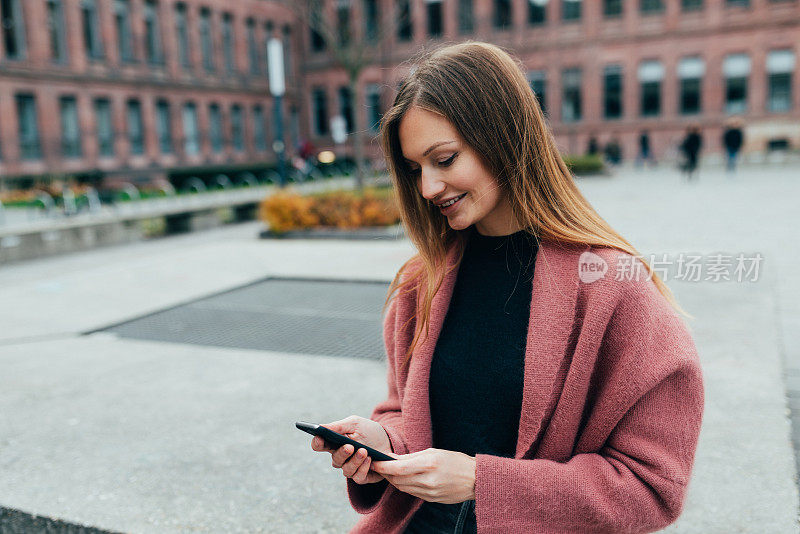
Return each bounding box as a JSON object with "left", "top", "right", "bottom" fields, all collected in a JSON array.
[
  {"left": 604, "top": 138, "right": 622, "bottom": 166},
  {"left": 679, "top": 124, "right": 703, "bottom": 181},
  {"left": 636, "top": 130, "right": 656, "bottom": 168},
  {"left": 722, "top": 118, "right": 744, "bottom": 174},
  {"left": 587, "top": 136, "right": 599, "bottom": 156}
]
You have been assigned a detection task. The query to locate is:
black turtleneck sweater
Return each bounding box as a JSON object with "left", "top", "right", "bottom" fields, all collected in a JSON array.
[
  {"left": 429, "top": 224, "right": 539, "bottom": 457},
  {"left": 404, "top": 224, "right": 539, "bottom": 534}
]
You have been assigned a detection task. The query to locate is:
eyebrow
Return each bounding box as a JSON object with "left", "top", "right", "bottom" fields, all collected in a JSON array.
[{"left": 403, "top": 140, "right": 456, "bottom": 163}]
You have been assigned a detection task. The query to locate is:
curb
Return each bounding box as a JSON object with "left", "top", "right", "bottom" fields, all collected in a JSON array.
[{"left": 258, "top": 224, "right": 405, "bottom": 240}]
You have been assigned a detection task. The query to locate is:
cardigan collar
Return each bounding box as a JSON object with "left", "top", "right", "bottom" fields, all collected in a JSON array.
[{"left": 401, "top": 237, "right": 583, "bottom": 459}]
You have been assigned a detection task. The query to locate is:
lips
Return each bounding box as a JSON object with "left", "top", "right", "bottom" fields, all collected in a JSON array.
[{"left": 437, "top": 193, "right": 467, "bottom": 207}]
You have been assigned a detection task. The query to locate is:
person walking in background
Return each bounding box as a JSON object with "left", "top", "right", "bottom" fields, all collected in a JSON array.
[
  {"left": 604, "top": 137, "right": 623, "bottom": 166},
  {"left": 587, "top": 136, "right": 599, "bottom": 156},
  {"left": 636, "top": 130, "right": 656, "bottom": 168},
  {"left": 723, "top": 118, "right": 744, "bottom": 174},
  {"left": 679, "top": 124, "right": 703, "bottom": 182}
]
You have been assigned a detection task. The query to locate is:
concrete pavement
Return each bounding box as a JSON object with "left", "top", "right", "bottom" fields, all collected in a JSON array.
[{"left": 1, "top": 163, "right": 799, "bottom": 532}]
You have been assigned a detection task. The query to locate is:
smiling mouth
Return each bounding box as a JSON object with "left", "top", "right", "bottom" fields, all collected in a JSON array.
[{"left": 438, "top": 193, "right": 467, "bottom": 208}]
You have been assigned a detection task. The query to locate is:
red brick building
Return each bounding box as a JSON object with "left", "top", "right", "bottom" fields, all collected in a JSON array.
[
  {"left": 0, "top": 0, "right": 300, "bottom": 190},
  {"left": 1, "top": 0, "right": 798, "bottom": 192},
  {"left": 305, "top": 0, "right": 800, "bottom": 166}
]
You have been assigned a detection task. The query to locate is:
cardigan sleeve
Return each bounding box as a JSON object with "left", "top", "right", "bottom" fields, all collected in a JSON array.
[
  {"left": 346, "top": 291, "right": 413, "bottom": 514},
  {"left": 473, "top": 279, "right": 705, "bottom": 534}
]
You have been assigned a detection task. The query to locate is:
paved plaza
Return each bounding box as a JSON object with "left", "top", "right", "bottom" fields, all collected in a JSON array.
[{"left": 1, "top": 163, "right": 799, "bottom": 533}]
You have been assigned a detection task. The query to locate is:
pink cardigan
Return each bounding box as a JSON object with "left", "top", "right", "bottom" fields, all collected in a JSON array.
[{"left": 346, "top": 239, "right": 705, "bottom": 534}]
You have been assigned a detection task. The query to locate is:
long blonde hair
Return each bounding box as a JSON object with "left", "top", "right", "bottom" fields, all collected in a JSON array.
[{"left": 380, "top": 41, "right": 691, "bottom": 369}]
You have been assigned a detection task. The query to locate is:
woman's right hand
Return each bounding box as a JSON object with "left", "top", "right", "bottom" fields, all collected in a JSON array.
[{"left": 310, "top": 415, "right": 392, "bottom": 485}]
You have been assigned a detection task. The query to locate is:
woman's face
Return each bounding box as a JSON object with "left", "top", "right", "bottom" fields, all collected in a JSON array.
[{"left": 398, "top": 106, "right": 520, "bottom": 236}]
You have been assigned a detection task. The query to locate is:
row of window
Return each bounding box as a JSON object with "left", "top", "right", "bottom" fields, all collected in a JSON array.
[
  {"left": 0, "top": 0, "right": 292, "bottom": 80},
  {"left": 526, "top": 50, "right": 796, "bottom": 123},
  {"left": 310, "top": 84, "right": 384, "bottom": 138},
  {"left": 3, "top": 94, "right": 274, "bottom": 162},
  {"left": 314, "top": 0, "right": 796, "bottom": 49}
]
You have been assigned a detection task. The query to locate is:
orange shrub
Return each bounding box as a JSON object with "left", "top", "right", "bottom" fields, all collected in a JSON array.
[{"left": 259, "top": 187, "right": 401, "bottom": 234}]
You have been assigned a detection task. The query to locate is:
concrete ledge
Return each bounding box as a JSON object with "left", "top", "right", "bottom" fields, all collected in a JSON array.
[{"left": 259, "top": 224, "right": 405, "bottom": 240}]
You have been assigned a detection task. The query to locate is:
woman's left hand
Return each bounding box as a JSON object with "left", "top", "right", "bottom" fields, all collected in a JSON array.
[{"left": 370, "top": 448, "right": 476, "bottom": 504}]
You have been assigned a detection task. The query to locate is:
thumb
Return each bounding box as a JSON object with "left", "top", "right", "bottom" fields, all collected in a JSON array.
[{"left": 322, "top": 415, "right": 360, "bottom": 435}]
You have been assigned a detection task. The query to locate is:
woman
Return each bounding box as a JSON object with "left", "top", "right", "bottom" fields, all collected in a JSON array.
[{"left": 309, "top": 41, "right": 704, "bottom": 534}]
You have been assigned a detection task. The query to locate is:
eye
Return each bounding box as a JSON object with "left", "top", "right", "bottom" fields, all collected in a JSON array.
[{"left": 438, "top": 153, "right": 458, "bottom": 167}]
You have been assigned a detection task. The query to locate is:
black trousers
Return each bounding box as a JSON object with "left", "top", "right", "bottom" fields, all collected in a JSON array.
[{"left": 403, "top": 500, "right": 478, "bottom": 534}]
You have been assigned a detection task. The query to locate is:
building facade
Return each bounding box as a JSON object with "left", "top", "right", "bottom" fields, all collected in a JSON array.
[
  {"left": 304, "top": 0, "right": 800, "bottom": 166},
  {"left": 0, "top": 0, "right": 300, "bottom": 189},
  {"left": 1, "top": 0, "right": 798, "bottom": 192}
]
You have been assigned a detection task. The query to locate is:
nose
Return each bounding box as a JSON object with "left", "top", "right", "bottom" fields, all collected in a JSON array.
[{"left": 418, "top": 168, "right": 446, "bottom": 202}]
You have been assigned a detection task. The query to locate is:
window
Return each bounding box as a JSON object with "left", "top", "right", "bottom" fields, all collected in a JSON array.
[
  {"left": 47, "top": 0, "right": 68, "bottom": 63},
  {"left": 175, "top": 3, "right": 190, "bottom": 68},
  {"left": 231, "top": 105, "right": 244, "bottom": 151},
  {"left": 767, "top": 50, "right": 795, "bottom": 112},
  {"left": 253, "top": 105, "right": 267, "bottom": 151},
  {"left": 681, "top": 0, "right": 703, "bottom": 10},
  {"left": 528, "top": 70, "right": 547, "bottom": 116},
  {"left": 723, "top": 53, "right": 750, "bottom": 114},
  {"left": 182, "top": 103, "right": 200, "bottom": 155},
  {"left": 94, "top": 98, "right": 114, "bottom": 157},
  {"left": 222, "top": 14, "right": 234, "bottom": 73},
  {"left": 603, "top": 65, "right": 623, "bottom": 119},
  {"left": 126, "top": 99, "right": 144, "bottom": 155},
  {"left": 59, "top": 96, "right": 82, "bottom": 158},
  {"left": 282, "top": 26, "right": 292, "bottom": 80},
  {"left": 494, "top": 0, "right": 511, "bottom": 29},
  {"left": 337, "top": 0, "right": 351, "bottom": 46},
  {"left": 561, "top": 68, "right": 582, "bottom": 122},
  {"left": 247, "top": 19, "right": 260, "bottom": 74},
  {"left": 364, "top": 0, "right": 379, "bottom": 42},
  {"left": 16, "top": 94, "right": 41, "bottom": 160},
  {"left": 312, "top": 87, "right": 329, "bottom": 136},
  {"left": 678, "top": 57, "right": 704, "bottom": 115},
  {"left": 638, "top": 60, "right": 663, "bottom": 117},
  {"left": 640, "top": 0, "right": 664, "bottom": 14},
  {"left": 144, "top": 0, "right": 162, "bottom": 64},
  {"left": 339, "top": 86, "right": 354, "bottom": 133},
  {"left": 562, "top": 0, "right": 581, "bottom": 21},
  {"left": 200, "top": 8, "right": 214, "bottom": 72},
  {"left": 81, "top": 0, "right": 103, "bottom": 59},
  {"left": 366, "top": 84, "right": 382, "bottom": 131},
  {"left": 156, "top": 100, "right": 173, "bottom": 154},
  {"left": 603, "top": 0, "right": 623, "bottom": 17},
  {"left": 208, "top": 104, "right": 223, "bottom": 153},
  {"left": 309, "top": 2, "right": 325, "bottom": 52},
  {"left": 726, "top": 0, "right": 749, "bottom": 6},
  {"left": 397, "top": 0, "right": 412, "bottom": 41},
  {"left": 428, "top": 0, "right": 443, "bottom": 37},
  {"left": 1, "top": 0, "right": 27, "bottom": 59},
  {"left": 528, "top": 0, "right": 546, "bottom": 25},
  {"left": 114, "top": 0, "right": 134, "bottom": 62},
  {"left": 459, "top": 0, "right": 473, "bottom": 33}
]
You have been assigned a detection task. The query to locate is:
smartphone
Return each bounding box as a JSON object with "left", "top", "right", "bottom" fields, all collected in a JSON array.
[{"left": 296, "top": 421, "right": 396, "bottom": 461}]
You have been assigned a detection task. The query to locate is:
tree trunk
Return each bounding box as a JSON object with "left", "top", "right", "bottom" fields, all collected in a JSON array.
[{"left": 350, "top": 76, "right": 365, "bottom": 191}]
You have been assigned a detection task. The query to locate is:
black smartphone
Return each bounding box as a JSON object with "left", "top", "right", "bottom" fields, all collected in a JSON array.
[{"left": 296, "top": 421, "right": 396, "bottom": 461}]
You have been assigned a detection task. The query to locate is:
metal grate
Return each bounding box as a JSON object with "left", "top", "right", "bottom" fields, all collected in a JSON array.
[{"left": 94, "top": 278, "right": 391, "bottom": 360}]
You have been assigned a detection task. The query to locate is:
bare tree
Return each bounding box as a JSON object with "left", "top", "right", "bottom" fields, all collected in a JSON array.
[{"left": 284, "top": 0, "right": 410, "bottom": 190}]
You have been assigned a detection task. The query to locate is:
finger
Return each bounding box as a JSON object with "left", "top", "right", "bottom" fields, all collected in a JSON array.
[
  {"left": 311, "top": 436, "right": 332, "bottom": 452},
  {"left": 342, "top": 448, "right": 368, "bottom": 478},
  {"left": 331, "top": 444, "right": 355, "bottom": 469},
  {"left": 352, "top": 455, "right": 373, "bottom": 484},
  {"left": 371, "top": 459, "right": 405, "bottom": 476},
  {"left": 321, "top": 415, "right": 359, "bottom": 435}
]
